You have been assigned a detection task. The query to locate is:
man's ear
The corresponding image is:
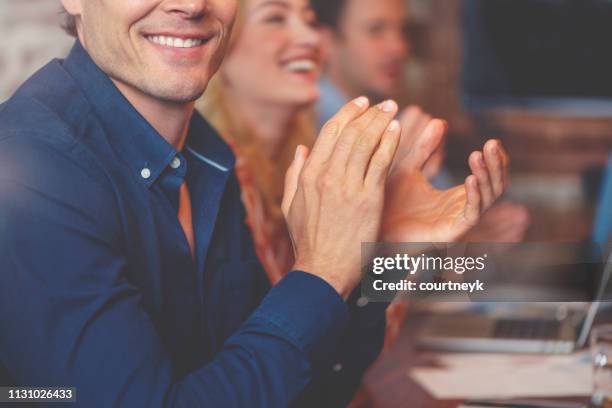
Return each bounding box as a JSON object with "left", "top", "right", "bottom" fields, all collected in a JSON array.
[{"left": 61, "top": 0, "right": 82, "bottom": 16}]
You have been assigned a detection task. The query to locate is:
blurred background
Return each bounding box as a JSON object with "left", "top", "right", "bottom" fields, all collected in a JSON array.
[
  {"left": 400, "top": 0, "right": 612, "bottom": 243},
  {"left": 2, "top": 0, "right": 612, "bottom": 243}
]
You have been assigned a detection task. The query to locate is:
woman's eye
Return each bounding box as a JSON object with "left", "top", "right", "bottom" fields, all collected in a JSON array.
[
  {"left": 304, "top": 11, "right": 319, "bottom": 28},
  {"left": 305, "top": 16, "right": 319, "bottom": 28},
  {"left": 264, "top": 14, "right": 286, "bottom": 24}
]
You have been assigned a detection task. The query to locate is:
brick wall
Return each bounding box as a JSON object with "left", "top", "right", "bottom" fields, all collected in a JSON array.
[{"left": 0, "top": 1, "right": 73, "bottom": 102}]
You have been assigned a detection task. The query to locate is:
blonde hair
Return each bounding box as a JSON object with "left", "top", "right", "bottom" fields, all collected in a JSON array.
[{"left": 197, "top": 0, "right": 316, "bottom": 223}]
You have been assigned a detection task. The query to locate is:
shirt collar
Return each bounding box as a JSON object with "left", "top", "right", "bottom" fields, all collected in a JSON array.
[
  {"left": 61, "top": 40, "right": 233, "bottom": 187},
  {"left": 184, "top": 112, "right": 234, "bottom": 174}
]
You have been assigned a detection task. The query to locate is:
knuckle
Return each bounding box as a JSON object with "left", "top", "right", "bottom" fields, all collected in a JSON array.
[
  {"left": 357, "top": 194, "right": 378, "bottom": 212},
  {"left": 355, "top": 134, "right": 374, "bottom": 149},
  {"left": 321, "top": 120, "right": 339, "bottom": 137},
  {"left": 300, "top": 169, "right": 316, "bottom": 188},
  {"left": 371, "top": 159, "right": 387, "bottom": 172},
  {"left": 371, "top": 152, "right": 392, "bottom": 170},
  {"left": 317, "top": 169, "right": 336, "bottom": 190},
  {"left": 345, "top": 120, "right": 365, "bottom": 135}
]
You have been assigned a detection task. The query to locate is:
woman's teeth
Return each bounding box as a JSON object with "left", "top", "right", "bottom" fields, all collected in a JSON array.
[
  {"left": 147, "top": 35, "right": 204, "bottom": 48},
  {"left": 285, "top": 59, "right": 318, "bottom": 73}
]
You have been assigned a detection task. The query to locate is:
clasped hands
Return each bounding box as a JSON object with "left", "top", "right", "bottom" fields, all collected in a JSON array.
[{"left": 280, "top": 98, "right": 508, "bottom": 299}]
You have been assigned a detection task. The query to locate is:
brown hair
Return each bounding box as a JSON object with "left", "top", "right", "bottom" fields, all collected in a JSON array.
[{"left": 310, "top": 0, "right": 347, "bottom": 32}]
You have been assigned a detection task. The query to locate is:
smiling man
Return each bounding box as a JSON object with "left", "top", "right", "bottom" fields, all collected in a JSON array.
[
  {"left": 0, "top": 1, "right": 406, "bottom": 406},
  {"left": 0, "top": 0, "right": 508, "bottom": 407}
]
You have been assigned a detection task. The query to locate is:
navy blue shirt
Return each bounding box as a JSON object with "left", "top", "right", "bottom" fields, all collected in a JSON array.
[{"left": 0, "top": 42, "right": 386, "bottom": 407}]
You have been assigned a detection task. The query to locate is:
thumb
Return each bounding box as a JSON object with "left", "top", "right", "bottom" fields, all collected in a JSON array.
[
  {"left": 282, "top": 145, "right": 309, "bottom": 218},
  {"left": 405, "top": 119, "right": 446, "bottom": 173}
]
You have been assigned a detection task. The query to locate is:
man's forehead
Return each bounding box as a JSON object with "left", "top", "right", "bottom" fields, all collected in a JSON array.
[{"left": 341, "top": 0, "right": 408, "bottom": 26}]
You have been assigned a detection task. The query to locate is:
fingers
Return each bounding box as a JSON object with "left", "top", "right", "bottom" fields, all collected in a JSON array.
[
  {"left": 406, "top": 119, "right": 447, "bottom": 173},
  {"left": 309, "top": 96, "right": 369, "bottom": 167},
  {"left": 342, "top": 100, "right": 399, "bottom": 181},
  {"left": 364, "top": 119, "right": 402, "bottom": 188},
  {"left": 469, "top": 151, "right": 494, "bottom": 208},
  {"left": 282, "top": 145, "right": 309, "bottom": 217},
  {"left": 483, "top": 140, "right": 506, "bottom": 197},
  {"left": 468, "top": 139, "right": 510, "bottom": 212},
  {"left": 396, "top": 105, "right": 431, "bottom": 160},
  {"left": 463, "top": 175, "right": 480, "bottom": 225}
]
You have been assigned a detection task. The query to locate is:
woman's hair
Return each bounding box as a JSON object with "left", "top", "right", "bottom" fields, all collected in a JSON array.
[{"left": 197, "top": 0, "right": 315, "bottom": 223}]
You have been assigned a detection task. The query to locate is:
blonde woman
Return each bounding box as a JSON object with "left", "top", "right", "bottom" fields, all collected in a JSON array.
[
  {"left": 198, "top": 0, "right": 322, "bottom": 284},
  {"left": 198, "top": 0, "right": 509, "bottom": 329}
]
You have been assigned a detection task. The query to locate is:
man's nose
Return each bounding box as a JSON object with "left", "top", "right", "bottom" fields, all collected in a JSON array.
[
  {"left": 386, "top": 31, "right": 409, "bottom": 59},
  {"left": 161, "top": 0, "right": 208, "bottom": 19}
]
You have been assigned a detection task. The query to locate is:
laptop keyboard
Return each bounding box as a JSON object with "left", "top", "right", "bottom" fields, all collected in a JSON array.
[{"left": 493, "top": 318, "right": 562, "bottom": 339}]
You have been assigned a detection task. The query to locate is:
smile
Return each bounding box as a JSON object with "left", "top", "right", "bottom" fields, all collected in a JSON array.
[
  {"left": 145, "top": 35, "right": 205, "bottom": 48},
  {"left": 283, "top": 59, "right": 319, "bottom": 73}
]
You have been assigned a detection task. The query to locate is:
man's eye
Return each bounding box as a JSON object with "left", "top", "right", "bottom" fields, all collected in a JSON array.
[{"left": 367, "top": 24, "right": 385, "bottom": 36}]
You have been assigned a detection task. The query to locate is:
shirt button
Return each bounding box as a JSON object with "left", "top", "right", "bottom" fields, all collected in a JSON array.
[
  {"left": 332, "top": 363, "right": 343, "bottom": 372},
  {"left": 140, "top": 168, "right": 151, "bottom": 179},
  {"left": 356, "top": 296, "right": 369, "bottom": 307},
  {"left": 170, "top": 157, "right": 181, "bottom": 169}
]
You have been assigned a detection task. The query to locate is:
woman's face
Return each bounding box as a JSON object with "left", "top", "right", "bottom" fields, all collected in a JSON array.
[{"left": 222, "top": 0, "right": 322, "bottom": 108}]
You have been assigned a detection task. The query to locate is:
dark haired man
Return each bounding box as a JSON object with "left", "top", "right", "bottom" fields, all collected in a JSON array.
[
  {"left": 313, "top": 0, "right": 408, "bottom": 124},
  {"left": 0, "top": 1, "right": 507, "bottom": 407},
  {"left": 312, "top": 0, "right": 530, "bottom": 244}
]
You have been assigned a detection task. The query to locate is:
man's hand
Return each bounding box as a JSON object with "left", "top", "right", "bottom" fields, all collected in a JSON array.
[
  {"left": 282, "top": 97, "right": 401, "bottom": 299},
  {"left": 393, "top": 105, "right": 444, "bottom": 180},
  {"left": 382, "top": 119, "right": 510, "bottom": 242},
  {"left": 463, "top": 201, "right": 530, "bottom": 242}
]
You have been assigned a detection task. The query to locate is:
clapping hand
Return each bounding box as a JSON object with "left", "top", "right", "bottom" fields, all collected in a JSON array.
[{"left": 382, "top": 111, "right": 510, "bottom": 243}]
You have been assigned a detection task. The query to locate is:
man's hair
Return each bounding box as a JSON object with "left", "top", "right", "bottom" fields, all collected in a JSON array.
[
  {"left": 61, "top": 8, "right": 77, "bottom": 37},
  {"left": 310, "top": 0, "right": 347, "bottom": 31}
]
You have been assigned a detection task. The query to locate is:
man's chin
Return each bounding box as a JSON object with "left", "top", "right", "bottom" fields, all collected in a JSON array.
[
  {"left": 144, "top": 83, "right": 208, "bottom": 105},
  {"left": 369, "top": 77, "right": 403, "bottom": 99}
]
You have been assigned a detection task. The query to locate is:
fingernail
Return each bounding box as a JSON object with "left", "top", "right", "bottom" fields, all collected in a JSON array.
[
  {"left": 478, "top": 153, "right": 485, "bottom": 166},
  {"left": 295, "top": 145, "right": 301, "bottom": 159},
  {"left": 388, "top": 120, "right": 400, "bottom": 132},
  {"left": 353, "top": 96, "right": 369, "bottom": 107},
  {"left": 380, "top": 100, "right": 397, "bottom": 112}
]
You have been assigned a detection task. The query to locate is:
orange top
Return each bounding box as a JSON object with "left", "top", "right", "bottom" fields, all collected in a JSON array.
[{"left": 178, "top": 182, "right": 195, "bottom": 260}]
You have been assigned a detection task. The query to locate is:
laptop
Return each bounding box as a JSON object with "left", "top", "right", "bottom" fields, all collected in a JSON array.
[{"left": 416, "top": 252, "right": 612, "bottom": 354}]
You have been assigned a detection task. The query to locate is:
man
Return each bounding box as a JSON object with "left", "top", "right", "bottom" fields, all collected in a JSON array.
[
  {"left": 312, "top": 0, "right": 530, "bottom": 243},
  {"left": 313, "top": 0, "right": 454, "bottom": 186},
  {"left": 314, "top": 0, "right": 409, "bottom": 127},
  {"left": 0, "top": 0, "right": 507, "bottom": 406}
]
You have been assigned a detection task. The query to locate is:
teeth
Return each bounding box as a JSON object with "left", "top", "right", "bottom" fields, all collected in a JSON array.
[
  {"left": 147, "top": 35, "right": 204, "bottom": 48},
  {"left": 285, "top": 59, "right": 317, "bottom": 73}
]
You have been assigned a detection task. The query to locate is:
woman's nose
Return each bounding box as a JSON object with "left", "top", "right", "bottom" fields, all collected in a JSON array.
[{"left": 292, "top": 19, "right": 321, "bottom": 49}]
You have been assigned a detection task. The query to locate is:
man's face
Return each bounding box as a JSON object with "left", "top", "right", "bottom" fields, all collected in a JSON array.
[
  {"left": 63, "top": 0, "right": 237, "bottom": 103},
  {"left": 327, "top": 0, "right": 409, "bottom": 99}
]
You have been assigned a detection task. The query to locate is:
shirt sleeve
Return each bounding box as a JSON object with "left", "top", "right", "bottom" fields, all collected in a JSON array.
[
  {"left": 0, "top": 133, "right": 348, "bottom": 408},
  {"left": 291, "top": 290, "right": 388, "bottom": 408}
]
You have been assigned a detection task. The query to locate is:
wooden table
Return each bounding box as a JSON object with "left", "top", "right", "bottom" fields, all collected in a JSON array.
[{"left": 358, "top": 312, "right": 591, "bottom": 408}]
